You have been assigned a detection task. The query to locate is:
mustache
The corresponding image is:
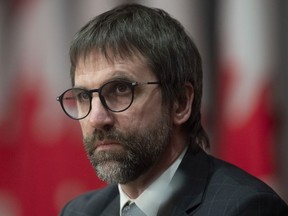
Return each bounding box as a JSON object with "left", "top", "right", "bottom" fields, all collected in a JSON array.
[
  {"left": 85, "top": 128, "right": 126, "bottom": 143},
  {"left": 83, "top": 129, "right": 128, "bottom": 154}
]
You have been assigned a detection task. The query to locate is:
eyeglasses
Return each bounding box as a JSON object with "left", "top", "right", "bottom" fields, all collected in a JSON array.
[{"left": 56, "top": 80, "right": 160, "bottom": 120}]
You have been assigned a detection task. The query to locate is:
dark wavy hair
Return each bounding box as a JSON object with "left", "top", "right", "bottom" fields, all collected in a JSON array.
[{"left": 69, "top": 4, "right": 209, "bottom": 150}]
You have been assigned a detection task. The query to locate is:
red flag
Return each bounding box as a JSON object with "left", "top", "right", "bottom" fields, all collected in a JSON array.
[
  {"left": 0, "top": 1, "right": 114, "bottom": 215},
  {"left": 215, "top": 0, "right": 278, "bottom": 187}
]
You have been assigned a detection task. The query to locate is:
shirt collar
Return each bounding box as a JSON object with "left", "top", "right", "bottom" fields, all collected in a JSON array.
[{"left": 119, "top": 147, "right": 187, "bottom": 216}]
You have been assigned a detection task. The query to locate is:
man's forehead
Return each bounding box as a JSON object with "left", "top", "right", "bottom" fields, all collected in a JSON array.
[
  {"left": 75, "top": 50, "right": 147, "bottom": 69},
  {"left": 74, "top": 50, "right": 154, "bottom": 84}
]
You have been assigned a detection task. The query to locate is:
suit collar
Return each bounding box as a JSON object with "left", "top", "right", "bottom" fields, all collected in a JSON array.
[
  {"left": 101, "top": 187, "right": 120, "bottom": 216},
  {"left": 158, "top": 147, "right": 211, "bottom": 215}
]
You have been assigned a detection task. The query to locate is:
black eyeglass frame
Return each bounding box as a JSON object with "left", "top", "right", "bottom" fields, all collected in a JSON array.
[{"left": 56, "top": 80, "right": 160, "bottom": 120}]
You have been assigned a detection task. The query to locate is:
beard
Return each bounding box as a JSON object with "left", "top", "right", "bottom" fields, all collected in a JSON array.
[{"left": 83, "top": 114, "right": 171, "bottom": 184}]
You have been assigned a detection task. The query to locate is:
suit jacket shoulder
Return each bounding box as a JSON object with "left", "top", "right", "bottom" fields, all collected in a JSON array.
[
  {"left": 161, "top": 148, "right": 288, "bottom": 216},
  {"left": 60, "top": 184, "right": 119, "bottom": 216},
  {"left": 200, "top": 157, "right": 288, "bottom": 215}
]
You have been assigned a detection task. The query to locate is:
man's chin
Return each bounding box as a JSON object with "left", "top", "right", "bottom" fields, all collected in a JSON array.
[{"left": 94, "top": 160, "right": 136, "bottom": 184}]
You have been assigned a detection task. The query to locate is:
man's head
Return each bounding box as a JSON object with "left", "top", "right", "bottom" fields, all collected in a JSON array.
[
  {"left": 64, "top": 4, "right": 208, "bottom": 184},
  {"left": 70, "top": 4, "right": 208, "bottom": 149}
]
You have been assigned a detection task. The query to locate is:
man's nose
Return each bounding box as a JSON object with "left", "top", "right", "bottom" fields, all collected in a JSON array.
[{"left": 87, "top": 96, "right": 114, "bottom": 129}]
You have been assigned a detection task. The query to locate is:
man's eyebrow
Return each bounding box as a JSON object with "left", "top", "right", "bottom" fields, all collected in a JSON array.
[
  {"left": 73, "top": 72, "right": 137, "bottom": 89},
  {"left": 109, "top": 75, "right": 135, "bottom": 82},
  {"left": 109, "top": 71, "right": 136, "bottom": 80}
]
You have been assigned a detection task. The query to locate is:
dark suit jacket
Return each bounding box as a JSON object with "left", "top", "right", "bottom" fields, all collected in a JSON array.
[{"left": 60, "top": 147, "right": 288, "bottom": 215}]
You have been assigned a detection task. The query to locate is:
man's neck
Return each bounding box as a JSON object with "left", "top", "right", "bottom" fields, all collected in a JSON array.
[{"left": 120, "top": 136, "right": 187, "bottom": 199}]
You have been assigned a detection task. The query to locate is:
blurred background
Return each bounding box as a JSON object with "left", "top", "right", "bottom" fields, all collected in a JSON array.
[{"left": 0, "top": 0, "right": 288, "bottom": 215}]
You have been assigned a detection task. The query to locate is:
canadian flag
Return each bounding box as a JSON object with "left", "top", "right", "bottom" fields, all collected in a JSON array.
[
  {"left": 215, "top": 0, "right": 278, "bottom": 188},
  {"left": 0, "top": 1, "right": 116, "bottom": 215}
]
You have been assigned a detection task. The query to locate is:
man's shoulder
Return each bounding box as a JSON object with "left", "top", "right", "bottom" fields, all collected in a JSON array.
[
  {"left": 160, "top": 149, "right": 288, "bottom": 215},
  {"left": 59, "top": 184, "right": 119, "bottom": 216},
  {"left": 183, "top": 148, "right": 278, "bottom": 194},
  {"left": 209, "top": 156, "right": 276, "bottom": 194},
  {"left": 199, "top": 155, "right": 288, "bottom": 215}
]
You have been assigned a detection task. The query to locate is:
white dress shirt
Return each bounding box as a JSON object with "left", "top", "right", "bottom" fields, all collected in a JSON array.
[{"left": 119, "top": 147, "right": 187, "bottom": 216}]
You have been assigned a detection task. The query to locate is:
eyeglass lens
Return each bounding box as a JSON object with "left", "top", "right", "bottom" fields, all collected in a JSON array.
[{"left": 60, "top": 81, "right": 134, "bottom": 119}]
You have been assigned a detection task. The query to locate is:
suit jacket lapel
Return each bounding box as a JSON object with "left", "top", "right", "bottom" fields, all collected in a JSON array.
[
  {"left": 158, "top": 147, "right": 212, "bottom": 216},
  {"left": 101, "top": 194, "right": 120, "bottom": 216}
]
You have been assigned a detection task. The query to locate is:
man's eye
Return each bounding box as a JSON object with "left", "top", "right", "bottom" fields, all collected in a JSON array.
[
  {"left": 115, "top": 83, "right": 129, "bottom": 93},
  {"left": 77, "top": 91, "right": 90, "bottom": 102},
  {"left": 102, "top": 81, "right": 132, "bottom": 97}
]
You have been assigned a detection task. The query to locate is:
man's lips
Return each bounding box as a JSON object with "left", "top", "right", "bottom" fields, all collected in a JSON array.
[{"left": 94, "top": 141, "right": 122, "bottom": 151}]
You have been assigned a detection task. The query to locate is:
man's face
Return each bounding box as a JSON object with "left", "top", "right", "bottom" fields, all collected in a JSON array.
[{"left": 74, "top": 52, "right": 172, "bottom": 184}]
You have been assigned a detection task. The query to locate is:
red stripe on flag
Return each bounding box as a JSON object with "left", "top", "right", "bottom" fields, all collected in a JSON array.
[
  {"left": 215, "top": 66, "right": 275, "bottom": 178},
  {"left": 0, "top": 70, "right": 106, "bottom": 215}
]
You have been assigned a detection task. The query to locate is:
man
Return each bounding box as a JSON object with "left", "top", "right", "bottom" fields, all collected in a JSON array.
[{"left": 57, "top": 3, "right": 288, "bottom": 216}]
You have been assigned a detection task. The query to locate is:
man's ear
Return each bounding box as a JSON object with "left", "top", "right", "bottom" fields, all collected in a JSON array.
[{"left": 172, "top": 83, "right": 194, "bottom": 125}]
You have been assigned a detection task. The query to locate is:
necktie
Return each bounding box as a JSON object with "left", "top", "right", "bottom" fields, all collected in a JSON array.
[{"left": 121, "top": 202, "right": 146, "bottom": 216}]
